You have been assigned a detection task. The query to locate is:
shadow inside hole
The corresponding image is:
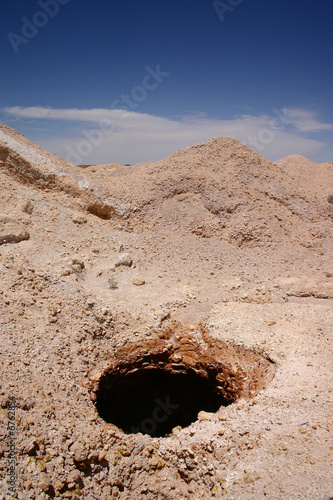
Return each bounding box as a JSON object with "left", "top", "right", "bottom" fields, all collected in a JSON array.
[{"left": 95, "top": 368, "right": 232, "bottom": 437}]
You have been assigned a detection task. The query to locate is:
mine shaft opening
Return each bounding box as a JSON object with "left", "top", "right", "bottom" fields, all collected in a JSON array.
[{"left": 95, "top": 367, "right": 234, "bottom": 438}]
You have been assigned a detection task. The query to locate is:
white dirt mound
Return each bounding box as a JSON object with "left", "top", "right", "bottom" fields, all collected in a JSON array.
[{"left": 0, "top": 125, "right": 332, "bottom": 500}]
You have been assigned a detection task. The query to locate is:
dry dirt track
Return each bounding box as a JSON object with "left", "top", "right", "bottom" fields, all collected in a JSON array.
[{"left": 0, "top": 123, "right": 332, "bottom": 499}]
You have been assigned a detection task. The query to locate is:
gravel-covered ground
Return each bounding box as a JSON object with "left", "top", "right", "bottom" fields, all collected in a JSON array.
[{"left": 0, "top": 124, "right": 332, "bottom": 499}]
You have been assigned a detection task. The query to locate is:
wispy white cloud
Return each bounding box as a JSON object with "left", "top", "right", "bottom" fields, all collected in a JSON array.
[
  {"left": 2, "top": 106, "right": 333, "bottom": 164},
  {"left": 3, "top": 106, "right": 155, "bottom": 126},
  {"left": 282, "top": 107, "right": 333, "bottom": 132}
]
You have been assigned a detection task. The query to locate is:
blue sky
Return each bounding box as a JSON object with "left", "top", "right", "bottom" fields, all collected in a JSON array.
[{"left": 1, "top": 0, "right": 333, "bottom": 165}]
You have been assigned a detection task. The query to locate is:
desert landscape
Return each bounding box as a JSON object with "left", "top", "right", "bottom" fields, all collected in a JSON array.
[{"left": 0, "top": 122, "right": 332, "bottom": 499}]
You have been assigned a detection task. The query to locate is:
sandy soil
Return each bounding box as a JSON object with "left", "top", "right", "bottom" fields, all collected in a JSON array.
[{"left": 0, "top": 124, "right": 332, "bottom": 499}]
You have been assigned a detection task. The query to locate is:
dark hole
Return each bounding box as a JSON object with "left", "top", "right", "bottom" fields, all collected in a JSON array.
[
  {"left": 95, "top": 368, "right": 231, "bottom": 437},
  {"left": 87, "top": 204, "right": 112, "bottom": 220}
]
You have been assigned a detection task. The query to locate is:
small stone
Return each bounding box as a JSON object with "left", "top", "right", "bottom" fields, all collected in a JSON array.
[
  {"left": 39, "top": 480, "right": 51, "bottom": 492},
  {"left": 54, "top": 479, "right": 65, "bottom": 492},
  {"left": 172, "top": 426, "right": 182, "bottom": 434},
  {"left": 22, "top": 438, "right": 39, "bottom": 456},
  {"left": 101, "top": 307, "right": 109, "bottom": 316},
  {"left": 72, "top": 264, "right": 83, "bottom": 273},
  {"left": 281, "top": 442, "right": 288, "bottom": 451},
  {"left": 115, "top": 254, "right": 133, "bottom": 268},
  {"left": 61, "top": 268, "right": 72, "bottom": 276},
  {"left": 132, "top": 278, "right": 145, "bottom": 286},
  {"left": 72, "top": 215, "right": 87, "bottom": 224},
  {"left": 67, "top": 469, "right": 81, "bottom": 484},
  {"left": 118, "top": 445, "right": 131, "bottom": 457},
  {"left": 98, "top": 450, "right": 107, "bottom": 461},
  {"left": 297, "top": 419, "right": 309, "bottom": 427},
  {"left": 108, "top": 278, "right": 118, "bottom": 289},
  {"left": 71, "top": 442, "right": 87, "bottom": 462},
  {"left": 133, "top": 437, "right": 145, "bottom": 455},
  {"left": 150, "top": 456, "right": 165, "bottom": 469},
  {"left": 182, "top": 355, "right": 197, "bottom": 367},
  {"left": 215, "top": 471, "right": 226, "bottom": 483},
  {"left": 102, "top": 485, "right": 111, "bottom": 498},
  {"left": 88, "top": 370, "right": 103, "bottom": 382},
  {"left": 211, "top": 484, "right": 219, "bottom": 496},
  {"left": 198, "top": 411, "right": 214, "bottom": 421},
  {"left": 20, "top": 199, "right": 34, "bottom": 214},
  {"left": 185, "top": 457, "right": 196, "bottom": 470},
  {"left": 72, "top": 258, "right": 85, "bottom": 269}
]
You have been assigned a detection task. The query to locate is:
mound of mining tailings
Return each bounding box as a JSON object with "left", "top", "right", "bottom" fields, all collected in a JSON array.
[{"left": 0, "top": 123, "right": 332, "bottom": 499}]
